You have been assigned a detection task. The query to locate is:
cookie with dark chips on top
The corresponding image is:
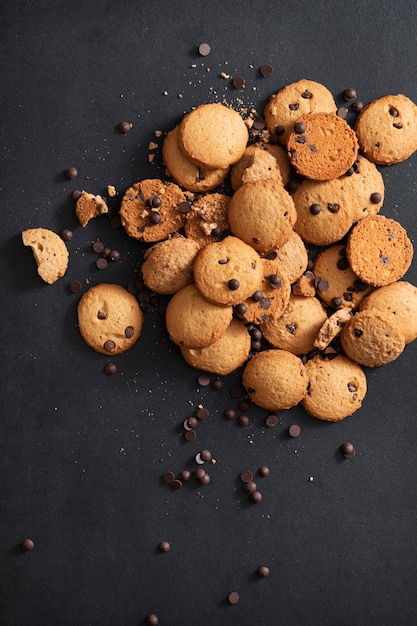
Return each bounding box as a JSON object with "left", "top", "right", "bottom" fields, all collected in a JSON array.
[
  {"left": 340, "top": 155, "right": 384, "bottom": 223},
  {"left": 184, "top": 193, "right": 231, "bottom": 248},
  {"left": 346, "top": 214, "right": 413, "bottom": 287},
  {"left": 141, "top": 235, "right": 200, "bottom": 295}
]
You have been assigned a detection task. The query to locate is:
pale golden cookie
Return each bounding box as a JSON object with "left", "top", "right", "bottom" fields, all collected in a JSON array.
[
  {"left": 346, "top": 215, "right": 413, "bottom": 287},
  {"left": 162, "top": 125, "right": 229, "bottom": 192},
  {"left": 261, "top": 294, "right": 328, "bottom": 355},
  {"left": 292, "top": 178, "right": 354, "bottom": 246},
  {"left": 359, "top": 281, "right": 417, "bottom": 344},
  {"left": 141, "top": 235, "right": 200, "bottom": 295},
  {"left": 234, "top": 260, "right": 291, "bottom": 325},
  {"left": 178, "top": 103, "right": 249, "bottom": 169},
  {"left": 340, "top": 309, "right": 406, "bottom": 368},
  {"left": 22, "top": 227, "right": 69, "bottom": 284},
  {"left": 120, "top": 179, "right": 186, "bottom": 242},
  {"left": 313, "top": 244, "right": 373, "bottom": 310},
  {"left": 313, "top": 309, "right": 353, "bottom": 350},
  {"left": 184, "top": 193, "right": 231, "bottom": 248},
  {"left": 355, "top": 94, "right": 417, "bottom": 165},
  {"left": 75, "top": 191, "right": 109, "bottom": 227},
  {"left": 264, "top": 79, "right": 336, "bottom": 145},
  {"left": 302, "top": 354, "right": 367, "bottom": 421},
  {"left": 228, "top": 180, "right": 297, "bottom": 254},
  {"left": 287, "top": 112, "right": 358, "bottom": 181},
  {"left": 264, "top": 231, "right": 308, "bottom": 284},
  {"left": 193, "top": 236, "right": 263, "bottom": 306},
  {"left": 230, "top": 145, "right": 283, "bottom": 191},
  {"left": 242, "top": 349, "right": 307, "bottom": 411},
  {"left": 180, "top": 319, "right": 250, "bottom": 376},
  {"left": 265, "top": 144, "right": 292, "bottom": 186},
  {"left": 340, "top": 156, "right": 384, "bottom": 223},
  {"left": 77, "top": 283, "right": 144, "bottom": 355},
  {"left": 165, "top": 283, "right": 233, "bottom": 349}
]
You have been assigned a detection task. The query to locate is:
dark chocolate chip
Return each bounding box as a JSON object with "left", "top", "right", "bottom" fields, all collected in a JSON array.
[
  {"left": 145, "top": 614, "right": 159, "bottom": 626},
  {"left": 240, "top": 469, "right": 253, "bottom": 483},
  {"left": 257, "top": 565, "right": 270, "bottom": 577},
  {"left": 289, "top": 103, "right": 299, "bottom": 111},
  {"left": 393, "top": 122, "right": 403, "bottom": 129},
  {"left": 294, "top": 121, "right": 306, "bottom": 134},
  {"left": 289, "top": 424, "right": 301, "bottom": 437},
  {"left": 104, "top": 362, "right": 117, "bottom": 375},
  {"left": 228, "top": 592, "right": 240, "bottom": 605},
  {"left": 258, "top": 466, "right": 270, "bottom": 477},
  {"left": 301, "top": 89, "right": 312, "bottom": 98},
  {"left": 331, "top": 296, "right": 343, "bottom": 308},
  {"left": 252, "top": 290, "right": 263, "bottom": 302},
  {"left": 275, "top": 125, "right": 285, "bottom": 136},
  {"left": 370, "top": 192, "right": 382, "bottom": 204},
  {"left": 249, "top": 491, "right": 263, "bottom": 504},
  {"left": 69, "top": 280, "right": 82, "bottom": 293},
  {"left": 149, "top": 195, "right": 161, "bottom": 208},
  {"left": 389, "top": 107, "right": 399, "bottom": 117},
  {"left": 125, "top": 326, "right": 134, "bottom": 339},
  {"left": 158, "top": 541, "right": 171, "bottom": 553},
  {"left": 336, "top": 107, "right": 348, "bottom": 119},
  {"left": 162, "top": 471, "right": 175, "bottom": 484},
  {"left": 178, "top": 201, "right": 191, "bottom": 213},
  {"left": 233, "top": 76, "right": 245, "bottom": 89},
  {"left": 118, "top": 121, "right": 131, "bottom": 134},
  {"left": 380, "top": 254, "right": 390, "bottom": 265},
  {"left": 235, "top": 303, "right": 248, "bottom": 316},
  {"left": 96, "top": 257, "right": 108, "bottom": 270},
  {"left": 224, "top": 408, "right": 236, "bottom": 420},
  {"left": 260, "top": 64, "right": 273, "bottom": 77},
  {"left": 197, "top": 374, "right": 210, "bottom": 387},
  {"left": 228, "top": 278, "right": 240, "bottom": 290},
  {"left": 310, "top": 203, "right": 322, "bottom": 215},
  {"left": 104, "top": 340, "right": 116, "bottom": 352},
  {"left": 265, "top": 414, "right": 278, "bottom": 428},
  {"left": 97, "top": 309, "right": 107, "bottom": 320},
  {"left": 92, "top": 241, "right": 105, "bottom": 254},
  {"left": 343, "top": 87, "right": 357, "bottom": 101},
  {"left": 244, "top": 480, "right": 257, "bottom": 494},
  {"left": 149, "top": 211, "right": 161, "bottom": 224},
  {"left": 21, "top": 538, "right": 34, "bottom": 551},
  {"left": 60, "top": 228, "right": 73, "bottom": 241},
  {"left": 72, "top": 189, "right": 82, "bottom": 201},
  {"left": 212, "top": 378, "right": 223, "bottom": 391},
  {"left": 341, "top": 442, "right": 355, "bottom": 458},
  {"left": 337, "top": 257, "right": 349, "bottom": 270},
  {"left": 196, "top": 406, "right": 209, "bottom": 420},
  {"left": 286, "top": 322, "right": 297, "bottom": 334},
  {"left": 351, "top": 100, "right": 364, "bottom": 112},
  {"left": 354, "top": 328, "right": 363, "bottom": 337},
  {"left": 65, "top": 166, "right": 78, "bottom": 180},
  {"left": 238, "top": 414, "right": 250, "bottom": 427},
  {"left": 327, "top": 203, "right": 340, "bottom": 214},
  {"left": 170, "top": 479, "right": 183, "bottom": 490},
  {"left": 316, "top": 278, "right": 329, "bottom": 292},
  {"left": 198, "top": 42, "right": 211, "bottom": 56},
  {"left": 108, "top": 249, "right": 121, "bottom": 262},
  {"left": 185, "top": 429, "right": 197, "bottom": 442}
]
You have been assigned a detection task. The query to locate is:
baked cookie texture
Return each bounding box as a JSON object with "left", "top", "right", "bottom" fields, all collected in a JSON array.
[
  {"left": 184, "top": 193, "right": 231, "bottom": 248},
  {"left": 287, "top": 112, "right": 359, "bottom": 181},
  {"left": 162, "top": 125, "right": 229, "bottom": 192},
  {"left": 313, "top": 309, "right": 353, "bottom": 350},
  {"left": 75, "top": 191, "right": 109, "bottom": 227},
  {"left": 119, "top": 178, "right": 186, "bottom": 242},
  {"left": 346, "top": 215, "right": 413, "bottom": 287},
  {"left": 354, "top": 94, "right": 417, "bottom": 165},
  {"left": 359, "top": 281, "right": 417, "bottom": 344},
  {"left": 228, "top": 180, "right": 297, "bottom": 253},
  {"left": 264, "top": 79, "right": 336, "bottom": 145},
  {"left": 302, "top": 354, "right": 367, "bottom": 421},
  {"left": 180, "top": 319, "right": 250, "bottom": 376},
  {"left": 141, "top": 235, "right": 200, "bottom": 295},
  {"left": 242, "top": 349, "right": 307, "bottom": 411},
  {"left": 22, "top": 227, "right": 69, "bottom": 284},
  {"left": 193, "top": 236, "right": 263, "bottom": 306},
  {"left": 77, "top": 283, "right": 144, "bottom": 355},
  {"left": 230, "top": 145, "right": 283, "bottom": 191},
  {"left": 340, "top": 155, "right": 384, "bottom": 223},
  {"left": 266, "top": 231, "right": 308, "bottom": 284},
  {"left": 340, "top": 309, "right": 406, "bottom": 368},
  {"left": 178, "top": 102, "right": 249, "bottom": 169},
  {"left": 165, "top": 283, "right": 233, "bottom": 349}
]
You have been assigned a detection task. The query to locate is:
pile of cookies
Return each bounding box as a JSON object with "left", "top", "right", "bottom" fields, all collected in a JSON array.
[{"left": 23, "top": 79, "right": 417, "bottom": 423}]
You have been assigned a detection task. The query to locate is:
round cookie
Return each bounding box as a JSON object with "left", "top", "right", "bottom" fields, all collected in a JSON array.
[
  {"left": 193, "top": 236, "right": 263, "bottom": 306},
  {"left": 22, "top": 227, "right": 69, "bottom": 284},
  {"left": 162, "top": 125, "right": 229, "bottom": 192},
  {"left": 178, "top": 103, "right": 249, "bottom": 169},
  {"left": 302, "top": 354, "right": 367, "bottom": 421},
  {"left": 234, "top": 260, "right": 291, "bottom": 325},
  {"left": 165, "top": 283, "right": 233, "bottom": 349},
  {"left": 230, "top": 145, "right": 283, "bottom": 191},
  {"left": 340, "top": 156, "right": 384, "bottom": 223},
  {"left": 359, "top": 281, "right": 417, "bottom": 344},
  {"left": 313, "top": 244, "right": 373, "bottom": 310},
  {"left": 261, "top": 294, "right": 328, "bottom": 355},
  {"left": 78, "top": 283, "right": 144, "bottom": 355},
  {"left": 120, "top": 178, "right": 187, "bottom": 242},
  {"left": 292, "top": 178, "right": 354, "bottom": 246},
  {"left": 180, "top": 319, "right": 250, "bottom": 376},
  {"left": 346, "top": 215, "right": 413, "bottom": 287},
  {"left": 264, "top": 231, "right": 308, "bottom": 284},
  {"left": 141, "top": 235, "right": 200, "bottom": 295},
  {"left": 264, "top": 79, "right": 336, "bottom": 145},
  {"left": 228, "top": 180, "right": 297, "bottom": 254},
  {"left": 242, "top": 349, "right": 307, "bottom": 411},
  {"left": 354, "top": 94, "right": 417, "bottom": 165},
  {"left": 287, "top": 112, "right": 359, "bottom": 181},
  {"left": 184, "top": 193, "right": 231, "bottom": 248},
  {"left": 340, "top": 309, "right": 406, "bottom": 368}
]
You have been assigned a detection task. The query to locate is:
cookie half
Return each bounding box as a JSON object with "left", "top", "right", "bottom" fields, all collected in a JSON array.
[{"left": 22, "top": 227, "right": 69, "bottom": 284}]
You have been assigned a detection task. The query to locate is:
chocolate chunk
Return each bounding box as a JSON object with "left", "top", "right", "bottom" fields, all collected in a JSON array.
[{"left": 260, "top": 64, "right": 273, "bottom": 77}]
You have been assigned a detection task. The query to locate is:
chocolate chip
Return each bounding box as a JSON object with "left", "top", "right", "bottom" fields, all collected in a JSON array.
[
  {"left": 354, "top": 328, "right": 363, "bottom": 337},
  {"left": 258, "top": 466, "right": 270, "bottom": 477},
  {"left": 197, "top": 406, "right": 209, "bottom": 420},
  {"left": 228, "top": 278, "right": 240, "bottom": 291},
  {"left": 309, "top": 144, "right": 317, "bottom": 153},
  {"left": 72, "top": 189, "right": 82, "bottom": 201},
  {"left": 327, "top": 203, "right": 340, "bottom": 214},
  {"left": 145, "top": 614, "right": 159, "bottom": 626},
  {"left": 104, "top": 340, "right": 116, "bottom": 352},
  {"left": 170, "top": 479, "right": 183, "bottom": 490},
  {"left": 194, "top": 467, "right": 206, "bottom": 481},
  {"left": 125, "top": 326, "right": 134, "bottom": 339},
  {"left": 289, "top": 103, "right": 299, "bottom": 111},
  {"left": 336, "top": 107, "right": 348, "bottom": 119},
  {"left": 197, "top": 374, "right": 211, "bottom": 387},
  {"left": 65, "top": 166, "right": 78, "bottom": 180},
  {"left": 185, "top": 429, "right": 197, "bottom": 442},
  {"left": 162, "top": 471, "right": 175, "bottom": 484},
  {"left": 260, "top": 64, "right": 273, "bottom": 77},
  {"left": 92, "top": 240, "right": 105, "bottom": 254},
  {"left": 310, "top": 203, "right": 321, "bottom": 215},
  {"left": 199, "top": 472, "right": 211, "bottom": 485},
  {"left": 343, "top": 87, "right": 357, "bottom": 101},
  {"left": 351, "top": 100, "right": 364, "bottom": 113},
  {"left": 337, "top": 257, "right": 349, "bottom": 270},
  {"left": 331, "top": 296, "right": 342, "bottom": 308},
  {"left": 200, "top": 449, "right": 212, "bottom": 462},
  {"left": 198, "top": 42, "right": 211, "bottom": 56},
  {"left": 212, "top": 378, "right": 223, "bottom": 391},
  {"left": 118, "top": 121, "right": 131, "bottom": 134},
  {"left": 301, "top": 89, "right": 312, "bottom": 98},
  {"left": 393, "top": 122, "right": 403, "bottom": 129},
  {"left": 316, "top": 278, "right": 329, "bottom": 291},
  {"left": 233, "top": 76, "right": 245, "bottom": 89},
  {"left": 275, "top": 125, "right": 285, "bottom": 136},
  {"left": 235, "top": 303, "right": 248, "bottom": 316},
  {"left": 370, "top": 192, "right": 382, "bottom": 204},
  {"left": 228, "top": 592, "right": 240, "bottom": 605},
  {"left": 179, "top": 470, "right": 191, "bottom": 481},
  {"left": 341, "top": 442, "right": 355, "bottom": 458},
  {"left": 149, "top": 211, "right": 161, "bottom": 224},
  {"left": 238, "top": 415, "right": 250, "bottom": 427},
  {"left": 224, "top": 408, "right": 236, "bottom": 420},
  {"left": 60, "top": 228, "right": 73, "bottom": 241},
  {"left": 218, "top": 258, "right": 229, "bottom": 264},
  {"left": 286, "top": 323, "right": 297, "bottom": 334},
  {"left": 21, "top": 538, "right": 34, "bottom": 551},
  {"left": 158, "top": 541, "right": 170, "bottom": 553},
  {"left": 249, "top": 491, "right": 263, "bottom": 504},
  {"left": 184, "top": 416, "right": 198, "bottom": 430},
  {"left": 380, "top": 254, "right": 390, "bottom": 265},
  {"left": 252, "top": 290, "right": 263, "bottom": 302},
  {"left": 240, "top": 469, "right": 253, "bottom": 483},
  {"left": 295, "top": 135, "right": 307, "bottom": 144},
  {"left": 97, "top": 309, "right": 107, "bottom": 319},
  {"left": 149, "top": 195, "right": 161, "bottom": 208},
  {"left": 389, "top": 107, "right": 399, "bottom": 117},
  {"left": 104, "top": 362, "right": 117, "bottom": 375},
  {"left": 69, "top": 279, "right": 82, "bottom": 293},
  {"left": 265, "top": 414, "right": 278, "bottom": 428},
  {"left": 347, "top": 382, "right": 358, "bottom": 392},
  {"left": 244, "top": 480, "right": 257, "bottom": 493},
  {"left": 108, "top": 249, "right": 121, "bottom": 262},
  {"left": 96, "top": 257, "right": 108, "bottom": 270},
  {"left": 294, "top": 121, "right": 306, "bottom": 134},
  {"left": 289, "top": 424, "right": 301, "bottom": 438},
  {"left": 257, "top": 565, "right": 270, "bottom": 577}
]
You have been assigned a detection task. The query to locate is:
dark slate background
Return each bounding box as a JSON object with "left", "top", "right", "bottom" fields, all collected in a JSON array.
[{"left": 1, "top": 1, "right": 417, "bottom": 625}]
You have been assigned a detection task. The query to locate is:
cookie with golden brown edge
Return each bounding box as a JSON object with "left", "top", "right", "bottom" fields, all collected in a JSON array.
[
  {"left": 184, "top": 193, "right": 231, "bottom": 248},
  {"left": 260, "top": 293, "right": 328, "bottom": 356},
  {"left": 165, "top": 283, "right": 233, "bottom": 349},
  {"left": 141, "top": 235, "right": 200, "bottom": 295},
  {"left": 264, "top": 231, "right": 308, "bottom": 284},
  {"left": 192, "top": 235, "right": 263, "bottom": 306},
  {"left": 234, "top": 260, "right": 291, "bottom": 325},
  {"left": 341, "top": 309, "right": 406, "bottom": 368},
  {"left": 265, "top": 144, "right": 292, "bottom": 186},
  {"left": 346, "top": 215, "right": 413, "bottom": 287},
  {"left": 354, "top": 94, "right": 417, "bottom": 165},
  {"left": 228, "top": 180, "right": 297, "bottom": 254},
  {"left": 287, "top": 112, "right": 359, "bottom": 181},
  {"left": 242, "top": 349, "right": 307, "bottom": 411},
  {"left": 264, "top": 79, "right": 336, "bottom": 146},
  {"left": 340, "top": 155, "right": 384, "bottom": 223},
  {"left": 302, "top": 354, "right": 367, "bottom": 421},
  {"left": 359, "top": 281, "right": 417, "bottom": 344},
  {"left": 292, "top": 178, "right": 354, "bottom": 246},
  {"left": 230, "top": 145, "right": 283, "bottom": 191},
  {"left": 77, "top": 283, "right": 144, "bottom": 355},
  {"left": 119, "top": 179, "right": 187, "bottom": 242},
  {"left": 313, "top": 309, "right": 353, "bottom": 350},
  {"left": 22, "top": 227, "right": 69, "bottom": 284},
  {"left": 75, "top": 191, "right": 109, "bottom": 227},
  {"left": 180, "top": 319, "right": 251, "bottom": 376},
  {"left": 313, "top": 244, "right": 373, "bottom": 310},
  {"left": 178, "top": 102, "right": 249, "bottom": 169},
  {"left": 162, "top": 126, "right": 229, "bottom": 192}
]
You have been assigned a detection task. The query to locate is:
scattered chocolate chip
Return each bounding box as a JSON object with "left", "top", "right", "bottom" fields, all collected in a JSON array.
[
  {"left": 258, "top": 466, "right": 270, "bottom": 477},
  {"left": 72, "top": 189, "right": 82, "bottom": 201},
  {"left": 197, "top": 374, "right": 211, "bottom": 387},
  {"left": 185, "top": 429, "right": 197, "bottom": 442},
  {"left": 197, "top": 406, "right": 209, "bottom": 420},
  {"left": 117, "top": 121, "right": 131, "bottom": 134},
  {"left": 265, "top": 414, "right": 278, "bottom": 428},
  {"left": 162, "top": 471, "right": 175, "bottom": 484},
  {"left": 228, "top": 278, "right": 240, "bottom": 291},
  {"left": 230, "top": 384, "right": 244, "bottom": 398},
  {"left": 224, "top": 408, "right": 236, "bottom": 420},
  {"left": 92, "top": 241, "right": 105, "bottom": 254},
  {"left": 194, "top": 467, "right": 206, "bottom": 481},
  {"left": 179, "top": 470, "right": 191, "bottom": 481},
  {"left": 158, "top": 540, "right": 171, "bottom": 553},
  {"left": 198, "top": 42, "right": 211, "bottom": 56},
  {"left": 69, "top": 279, "right": 82, "bottom": 293},
  {"left": 21, "top": 538, "right": 34, "bottom": 551},
  {"left": 341, "top": 442, "right": 355, "bottom": 458},
  {"left": 336, "top": 107, "right": 348, "bottom": 119},
  {"left": 260, "top": 64, "right": 273, "bottom": 77},
  {"left": 257, "top": 565, "right": 270, "bottom": 577},
  {"left": 289, "top": 424, "right": 301, "bottom": 438},
  {"left": 228, "top": 592, "right": 240, "bottom": 605},
  {"left": 212, "top": 378, "right": 223, "bottom": 391},
  {"left": 240, "top": 469, "right": 253, "bottom": 483},
  {"left": 351, "top": 100, "right": 364, "bottom": 113},
  {"left": 96, "top": 257, "right": 108, "bottom": 270},
  {"left": 65, "top": 166, "right": 78, "bottom": 180},
  {"left": 60, "top": 228, "right": 73, "bottom": 241},
  {"left": 104, "top": 362, "right": 117, "bottom": 375},
  {"left": 199, "top": 472, "right": 211, "bottom": 485},
  {"left": 238, "top": 415, "right": 250, "bottom": 427},
  {"left": 244, "top": 480, "right": 257, "bottom": 494},
  {"left": 145, "top": 614, "right": 159, "bottom": 626},
  {"left": 249, "top": 491, "right": 263, "bottom": 504},
  {"left": 170, "top": 479, "right": 183, "bottom": 490},
  {"left": 200, "top": 449, "right": 212, "bottom": 462},
  {"left": 343, "top": 87, "right": 357, "bottom": 101},
  {"left": 233, "top": 76, "right": 245, "bottom": 89}
]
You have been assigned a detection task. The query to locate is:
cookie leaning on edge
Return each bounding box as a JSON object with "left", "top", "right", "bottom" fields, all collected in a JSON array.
[{"left": 22, "top": 227, "right": 69, "bottom": 284}]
